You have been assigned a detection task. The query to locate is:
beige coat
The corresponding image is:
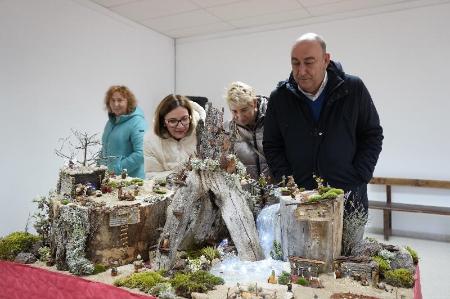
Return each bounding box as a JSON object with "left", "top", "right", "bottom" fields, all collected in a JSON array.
[{"left": 144, "top": 101, "right": 206, "bottom": 178}]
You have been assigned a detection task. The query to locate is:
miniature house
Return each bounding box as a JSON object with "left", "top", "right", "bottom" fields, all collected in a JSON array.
[
  {"left": 57, "top": 165, "right": 107, "bottom": 198},
  {"left": 279, "top": 195, "right": 344, "bottom": 272}
]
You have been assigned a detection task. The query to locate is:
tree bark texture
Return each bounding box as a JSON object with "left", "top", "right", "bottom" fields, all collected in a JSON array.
[
  {"left": 156, "top": 170, "right": 264, "bottom": 269},
  {"left": 279, "top": 195, "right": 343, "bottom": 272}
]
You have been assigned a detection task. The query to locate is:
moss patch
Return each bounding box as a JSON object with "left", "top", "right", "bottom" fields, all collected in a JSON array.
[
  {"left": 169, "top": 270, "right": 224, "bottom": 298},
  {"left": 0, "top": 232, "right": 40, "bottom": 261},
  {"left": 277, "top": 271, "right": 291, "bottom": 285},
  {"left": 384, "top": 268, "right": 414, "bottom": 288},
  {"left": 406, "top": 246, "right": 419, "bottom": 264},
  {"left": 296, "top": 277, "right": 310, "bottom": 286},
  {"left": 200, "top": 246, "right": 219, "bottom": 261},
  {"left": 114, "top": 271, "right": 167, "bottom": 293},
  {"left": 92, "top": 263, "right": 108, "bottom": 274},
  {"left": 373, "top": 255, "right": 391, "bottom": 274}
]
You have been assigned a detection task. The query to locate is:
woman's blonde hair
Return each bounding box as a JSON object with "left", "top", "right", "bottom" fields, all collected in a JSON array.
[
  {"left": 225, "top": 81, "right": 256, "bottom": 106},
  {"left": 104, "top": 85, "right": 137, "bottom": 114},
  {"left": 154, "top": 94, "right": 194, "bottom": 138}
]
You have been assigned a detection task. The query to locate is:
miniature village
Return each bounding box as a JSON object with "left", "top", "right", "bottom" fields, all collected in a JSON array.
[{"left": 0, "top": 104, "right": 417, "bottom": 299}]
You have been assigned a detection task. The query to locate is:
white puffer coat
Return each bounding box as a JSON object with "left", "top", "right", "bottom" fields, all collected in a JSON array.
[{"left": 144, "top": 101, "right": 206, "bottom": 178}]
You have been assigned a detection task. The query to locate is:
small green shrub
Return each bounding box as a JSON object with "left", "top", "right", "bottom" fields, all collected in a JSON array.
[
  {"left": 270, "top": 240, "right": 283, "bottom": 261},
  {"left": 187, "top": 257, "right": 202, "bottom": 272},
  {"left": 154, "top": 178, "right": 167, "bottom": 187},
  {"left": 107, "top": 181, "right": 118, "bottom": 189},
  {"left": 130, "top": 178, "right": 144, "bottom": 184},
  {"left": 321, "top": 190, "right": 338, "bottom": 199},
  {"left": 317, "top": 186, "right": 331, "bottom": 194},
  {"left": 0, "top": 232, "right": 40, "bottom": 261},
  {"left": 406, "top": 246, "right": 419, "bottom": 264},
  {"left": 186, "top": 248, "right": 203, "bottom": 259},
  {"left": 308, "top": 194, "right": 322, "bottom": 202},
  {"left": 38, "top": 246, "right": 51, "bottom": 262},
  {"left": 61, "top": 199, "right": 70, "bottom": 205},
  {"left": 373, "top": 256, "right": 391, "bottom": 274},
  {"left": 200, "top": 246, "right": 219, "bottom": 261},
  {"left": 329, "top": 188, "right": 344, "bottom": 195},
  {"left": 296, "top": 277, "right": 309, "bottom": 286},
  {"left": 277, "top": 271, "right": 291, "bottom": 285},
  {"left": 92, "top": 263, "right": 107, "bottom": 274},
  {"left": 153, "top": 187, "right": 167, "bottom": 194},
  {"left": 169, "top": 270, "right": 224, "bottom": 298},
  {"left": 384, "top": 268, "right": 414, "bottom": 288},
  {"left": 114, "top": 271, "right": 167, "bottom": 293}
]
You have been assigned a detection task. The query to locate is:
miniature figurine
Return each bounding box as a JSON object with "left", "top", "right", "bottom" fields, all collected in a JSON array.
[
  {"left": 85, "top": 182, "right": 95, "bottom": 196},
  {"left": 360, "top": 275, "right": 369, "bottom": 286},
  {"left": 267, "top": 270, "right": 277, "bottom": 284},
  {"left": 159, "top": 233, "right": 170, "bottom": 253},
  {"left": 111, "top": 261, "right": 118, "bottom": 276},
  {"left": 75, "top": 183, "right": 86, "bottom": 196},
  {"left": 117, "top": 185, "right": 123, "bottom": 199},
  {"left": 133, "top": 254, "right": 143, "bottom": 273},
  {"left": 334, "top": 268, "right": 342, "bottom": 279}
]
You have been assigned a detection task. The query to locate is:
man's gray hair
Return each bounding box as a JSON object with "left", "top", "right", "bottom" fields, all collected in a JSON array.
[{"left": 296, "top": 33, "right": 327, "bottom": 52}]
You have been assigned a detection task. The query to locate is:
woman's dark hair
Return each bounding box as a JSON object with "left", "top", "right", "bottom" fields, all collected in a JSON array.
[{"left": 154, "top": 94, "right": 193, "bottom": 138}]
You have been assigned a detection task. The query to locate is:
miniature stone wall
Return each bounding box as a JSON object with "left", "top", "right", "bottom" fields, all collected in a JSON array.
[{"left": 340, "top": 261, "right": 379, "bottom": 283}]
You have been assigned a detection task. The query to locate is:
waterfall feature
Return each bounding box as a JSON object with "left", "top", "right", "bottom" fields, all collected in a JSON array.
[
  {"left": 256, "top": 203, "right": 280, "bottom": 258},
  {"left": 210, "top": 203, "right": 289, "bottom": 283}
]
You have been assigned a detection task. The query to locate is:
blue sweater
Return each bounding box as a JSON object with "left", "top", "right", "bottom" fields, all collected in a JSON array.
[
  {"left": 101, "top": 107, "right": 148, "bottom": 178},
  {"left": 306, "top": 90, "right": 327, "bottom": 122}
]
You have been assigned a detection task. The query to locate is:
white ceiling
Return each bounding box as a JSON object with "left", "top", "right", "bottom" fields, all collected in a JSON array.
[{"left": 89, "top": 0, "right": 450, "bottom": 39}]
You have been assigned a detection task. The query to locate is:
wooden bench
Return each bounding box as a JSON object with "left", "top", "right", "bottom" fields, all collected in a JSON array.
[{"left": 368, "top": 177, "right": 450, "bottom": 240}]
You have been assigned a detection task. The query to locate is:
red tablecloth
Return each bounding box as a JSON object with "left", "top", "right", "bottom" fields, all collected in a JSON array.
[
  {"left": 414, "top": 264, "right": 422, "bottom": 299},
  {"left": 0, "top": 261, "right": 156, "bottom": 299}
]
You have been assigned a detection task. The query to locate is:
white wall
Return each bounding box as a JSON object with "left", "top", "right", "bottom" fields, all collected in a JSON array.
[
  {"left": 0, "top": 0, "right": 174, "bottom": 236},
  {"left": 176, "top": 4, "right": 450, "bottom": 239}
]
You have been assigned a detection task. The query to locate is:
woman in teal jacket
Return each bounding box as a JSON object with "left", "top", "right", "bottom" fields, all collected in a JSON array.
[{"left": 101, "top": 85, "right": 148, "bottom": 178}]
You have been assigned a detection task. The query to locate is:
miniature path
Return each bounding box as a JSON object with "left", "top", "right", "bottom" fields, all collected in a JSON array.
[{"left": 0, "top": 261, "right": 156, "bottom": 299}]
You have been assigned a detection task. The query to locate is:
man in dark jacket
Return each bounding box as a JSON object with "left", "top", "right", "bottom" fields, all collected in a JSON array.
[{"left": 263, "top": 33, "right": 383, "bottom": 252}]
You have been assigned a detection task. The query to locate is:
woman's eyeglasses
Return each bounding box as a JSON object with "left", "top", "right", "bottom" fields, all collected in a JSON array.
[{"left": 165, "top": 115, "right": 191, "bottom": 128}]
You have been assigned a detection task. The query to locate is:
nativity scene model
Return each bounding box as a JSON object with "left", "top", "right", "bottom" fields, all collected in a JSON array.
[{"left": 0, "top": 104, "right": 418, "bottom": 298}]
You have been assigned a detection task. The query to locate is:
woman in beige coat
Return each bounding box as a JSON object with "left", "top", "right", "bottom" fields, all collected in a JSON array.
[{"left": 144, "top": 94, "right": 206, "bottom": 178}]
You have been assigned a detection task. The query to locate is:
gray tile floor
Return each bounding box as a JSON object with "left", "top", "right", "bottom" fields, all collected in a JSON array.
[{"left": 366, "top": 233, "right": 450, "bottom": 299}]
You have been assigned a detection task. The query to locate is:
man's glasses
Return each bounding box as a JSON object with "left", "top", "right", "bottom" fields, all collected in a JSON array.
[{"left": 165, "top": 115, "right": 191, "bottom": 128}]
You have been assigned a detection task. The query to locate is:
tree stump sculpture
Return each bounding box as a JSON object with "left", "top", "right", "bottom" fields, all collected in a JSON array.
[{"left": 155, "top": 103, "right": 264, "bottom": 269}]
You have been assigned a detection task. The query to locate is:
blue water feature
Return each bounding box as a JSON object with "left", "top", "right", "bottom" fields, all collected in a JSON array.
[{"left": 210, "top": 203, "right": 289, "bottom": 284}]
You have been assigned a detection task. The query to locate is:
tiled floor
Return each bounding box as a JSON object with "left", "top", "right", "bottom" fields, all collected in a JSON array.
[{"left": 366, "top": 232, "right": 450, "bottom": 299}]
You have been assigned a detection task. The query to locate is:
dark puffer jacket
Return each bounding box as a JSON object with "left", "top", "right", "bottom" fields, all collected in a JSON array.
[
  {"left": 225, "top": 96, "right": 270, "bottom": 180},
  {"left": 263, "top": 61, "right": 383, "bottom": 198}
]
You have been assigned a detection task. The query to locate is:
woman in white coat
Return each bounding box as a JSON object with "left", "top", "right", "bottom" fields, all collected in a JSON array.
[{"left": 144, "top": 94, "right": 206, "bottom": 178}]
